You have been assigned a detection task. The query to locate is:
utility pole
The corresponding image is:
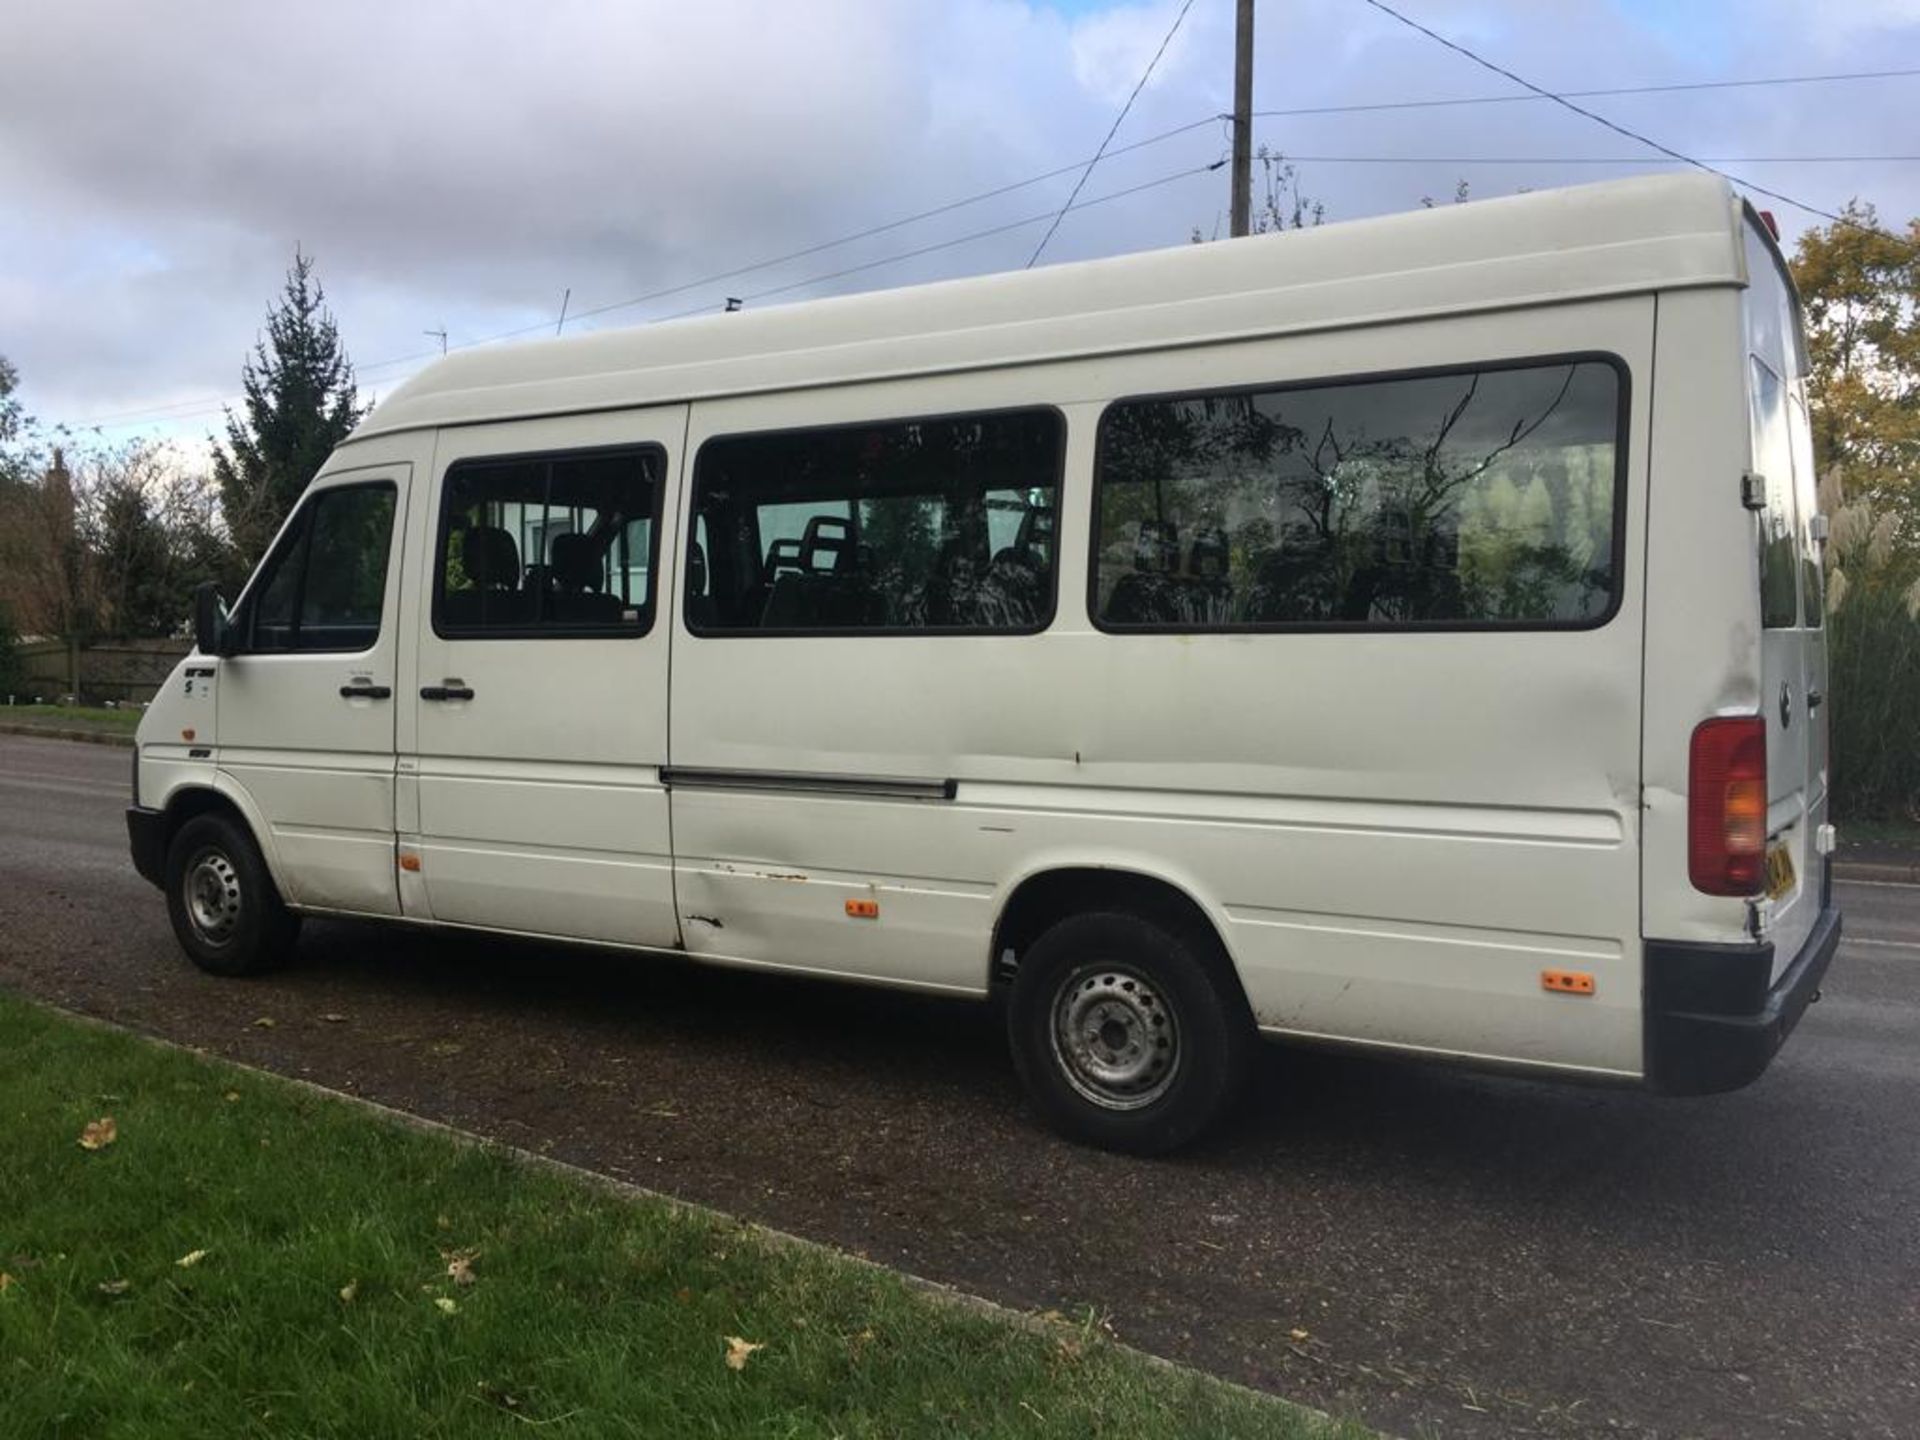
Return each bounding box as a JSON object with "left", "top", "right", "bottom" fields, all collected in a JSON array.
[{"left": 1230, "top": 0, "right": 1254, "bottom": 237}]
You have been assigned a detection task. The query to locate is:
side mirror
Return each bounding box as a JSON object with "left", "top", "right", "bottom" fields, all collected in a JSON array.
[{"left": 194, "top": 581, "right": 232, "bottom": 657}]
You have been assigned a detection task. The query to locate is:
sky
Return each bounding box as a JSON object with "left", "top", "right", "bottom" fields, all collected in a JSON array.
[{"left": 2, "top": 0, "right": 1918, "bottom": 456}]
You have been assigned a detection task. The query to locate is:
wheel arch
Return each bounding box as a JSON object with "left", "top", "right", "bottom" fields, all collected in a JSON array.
[
  {"left": 152, "top": 778, "right": 292, "bottom": 901},
  {"left": 988, "top": 860, "right": 1246, "bottom": 1001}
]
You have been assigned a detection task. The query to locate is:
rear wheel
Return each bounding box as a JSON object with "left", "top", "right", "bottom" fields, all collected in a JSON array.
[
  {"left": 163, "top": 813, "right": 300, "bottom": 976},
  {"left": 1007, "top": 910, "right": 1253, "bottom": 1154}
]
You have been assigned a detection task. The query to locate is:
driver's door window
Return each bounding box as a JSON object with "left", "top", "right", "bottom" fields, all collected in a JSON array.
[{"left": 243, "top": 483, "right": 397, "bottom": 652}]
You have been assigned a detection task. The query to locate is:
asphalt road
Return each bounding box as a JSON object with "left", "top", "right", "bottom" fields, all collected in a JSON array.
[{"left": 2, "top": 731, "right": 1916, "bottom": 1439}]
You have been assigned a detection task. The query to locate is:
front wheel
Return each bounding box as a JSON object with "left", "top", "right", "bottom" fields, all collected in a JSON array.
[
  {"left": 1007, "top": 911, "right": 1254, "bottom": 1154},
  {"left": 163, "top": 813, "right": 300, "bottom": 976}
]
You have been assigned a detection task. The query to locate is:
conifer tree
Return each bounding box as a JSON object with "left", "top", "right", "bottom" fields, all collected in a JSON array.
[{"left": 213, "top": 250, "right": 365, "bottom": 567}]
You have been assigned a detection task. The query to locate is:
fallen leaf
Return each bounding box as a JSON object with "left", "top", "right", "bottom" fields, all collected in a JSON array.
[
  {"left": 434, "top": 1296, "right": 458, "bottom": 1315},
  {"left": 674, "top": 1286, "right": 693, "bottom": 1303},
  {"left": 476, "top": 1382, "right": 522, "bottom": 1412},
  {"left": 445, "top": 1251, "right": 478, "bottom": 1286},
  {"left": 435, "top": 1214, "right": 452, "bottom": 1231},
  {"left": 339, "top": 1281, "right": 358, "bottom": 1304},
  {"left": 175, "top": 1249, "right": 210, "bottom": 1269},
  {"left": 723, "top": 1336, "right": 764, "bottom": 1372},
  {"left": 223, "top": 1091, "right": 241, "bottom": 1103},
  {"left": 320, "top": 1013, "right": 347, "bottom": 1023},
  {"left": 251, "top": 1017, "right": 276, "bottom": 1029},
  {"left": 0, "top": 1273, "right": 14, "bottom": 1294},
  {"left": 97, "top": 1279, "right": 132, "bottom": 1296},
  {"left": 78, "top": 1117, "right": 117, "bottom": 1150}
]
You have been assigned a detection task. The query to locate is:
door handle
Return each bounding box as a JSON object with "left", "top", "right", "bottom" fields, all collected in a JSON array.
[
  {"left": 420, "top": 684, "right": 475, "bottom": 702},
  {"left": 1808, "top": 688, "right": 1824, "bottom": 711},
  {"left": 339, "top": 683, "right": 392, "bottom": 700}
]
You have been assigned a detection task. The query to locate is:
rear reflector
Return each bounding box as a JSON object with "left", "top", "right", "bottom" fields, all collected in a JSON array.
[{"left": 1689, "top": 716, "right": 1768, "bottom": 895}]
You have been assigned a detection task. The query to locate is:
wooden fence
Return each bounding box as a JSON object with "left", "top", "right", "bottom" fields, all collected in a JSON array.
[{"left": 12, "top": 637, "right": 193, "bottom": 705}]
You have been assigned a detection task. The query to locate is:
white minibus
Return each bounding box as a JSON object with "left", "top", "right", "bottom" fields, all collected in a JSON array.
[{"left": 128, "top": 173, "right": 1841, "bottom": 1151}]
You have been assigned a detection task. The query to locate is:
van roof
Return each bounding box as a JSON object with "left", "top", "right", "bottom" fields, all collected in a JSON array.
[{"left": 353, "top": 172, "right": 1752, "bottom": 443}]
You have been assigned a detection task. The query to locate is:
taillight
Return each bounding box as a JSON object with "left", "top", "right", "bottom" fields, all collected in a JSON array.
[{"left": 1689, "top": 716, "right": 1768, "bottom": 895}]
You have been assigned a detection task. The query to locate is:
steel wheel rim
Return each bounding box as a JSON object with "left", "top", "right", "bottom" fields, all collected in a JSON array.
[
  {"left": 184, "top": 848, "right": 242, "bottom": 946},
  {"left": 1049, "top": 963, "right": 1180, "bottom": 1111}
]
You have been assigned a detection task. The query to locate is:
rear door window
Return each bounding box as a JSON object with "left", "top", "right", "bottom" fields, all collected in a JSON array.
[{"left": 1749, "top": 357, "right": 1800, "bottom": 629}]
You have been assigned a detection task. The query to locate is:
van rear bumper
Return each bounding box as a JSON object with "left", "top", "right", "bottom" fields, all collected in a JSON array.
[
  {"left": 1644, "top": 900, "right": 1842, "bottom": 1095},
  {"left": 126, "top": 805, "right": 167, "bottom": 889}
]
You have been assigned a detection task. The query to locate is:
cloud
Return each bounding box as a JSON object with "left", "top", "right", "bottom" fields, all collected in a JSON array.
[{"left": 0, "top": 0, "right": 1915, "bottom": 438}]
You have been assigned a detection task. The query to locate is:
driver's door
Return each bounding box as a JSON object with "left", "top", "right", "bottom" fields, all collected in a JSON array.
[{"left": 217, "top": 467, "right": 408, "bottom": 916}]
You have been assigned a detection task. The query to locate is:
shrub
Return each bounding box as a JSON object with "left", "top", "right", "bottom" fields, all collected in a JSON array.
[
  {"left": 1823, "top": 472, "right": 1920, "bottom": 821},
  {"left": 0, "top": 603, "right": 23, "bottom": 700}
]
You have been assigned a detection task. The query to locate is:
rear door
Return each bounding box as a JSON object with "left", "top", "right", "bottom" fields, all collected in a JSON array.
[
  {"left": 1744, "top": 217, "right": 1820, "bottom": 971},
  {"left": 402, "top": 409, "right": 683, "bottom": 948}
]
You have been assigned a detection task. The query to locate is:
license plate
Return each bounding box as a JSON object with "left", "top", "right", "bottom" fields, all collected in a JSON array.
[{"left": 1765, "top": 843, "right": 1796, "bottom": 900}]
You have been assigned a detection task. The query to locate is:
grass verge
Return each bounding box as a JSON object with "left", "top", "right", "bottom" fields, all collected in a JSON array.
[
  {"left": 0, "top": 993, "right": 1361, "bottom": 1439},
  {"left": 0, "top": 703, "right": 141, "bottom": 739}
]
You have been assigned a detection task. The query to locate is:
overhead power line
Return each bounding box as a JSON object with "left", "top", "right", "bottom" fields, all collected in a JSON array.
[
  {"left": 666, "top": 161, "right": 1224, "bottom": 320},
  {"left": 1251, "top": 65, "right": 1920, "bottom": 121},
  {"left": 1356, "top": 0, "right": 1844, "bottom": 222},
  {"left": 1280, "top": 153, "right": 1920, "bottom": 165},
  {"left": 72, "top": 159, "right": 1225, "bottom": 432},
  {"left": 1027, "top": 0, "right": 1200, "bottom": 267},
  {"left": 69, "top": 117, "right": 1226, "bottom": 430},
  {"left": 68, "top": 58, "right": 1916, "bottom": 433}
]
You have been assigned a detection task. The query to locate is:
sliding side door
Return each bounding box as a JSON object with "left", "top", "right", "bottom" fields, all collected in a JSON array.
[{"left": 403, "top": 409, "right": 685, "bottom": 948}]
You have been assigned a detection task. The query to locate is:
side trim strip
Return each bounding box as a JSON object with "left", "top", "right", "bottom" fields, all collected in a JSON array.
[{"left": 659, "top": 767, "right": 956, "bottom": 802}]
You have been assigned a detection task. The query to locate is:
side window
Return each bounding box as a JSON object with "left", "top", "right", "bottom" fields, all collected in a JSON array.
[
  {"left": 435, "top": 447, "right": 661, "bottom": 638},
  {"left": 1093, "top": 359, "right": 1624, "bottom": 630},
  {"left": 244, "top": 483, "right": 396, "bottom": 653},
  {"left": 1749, "top": 358, "right": 1800, "bottom": 629},
  {"left": 687, "top": 409, "right": 1064, "bottom": 634}
]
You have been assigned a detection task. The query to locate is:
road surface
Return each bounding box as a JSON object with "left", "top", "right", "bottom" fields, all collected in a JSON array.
[{"left": 1, "top": 732, "right": 1915, "bottom": 1438}]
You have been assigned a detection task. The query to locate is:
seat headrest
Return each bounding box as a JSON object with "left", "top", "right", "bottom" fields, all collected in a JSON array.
[
  {"left": 687, "top": 542, "right": 708, "bottom": 595},
  {"left": 463, "top": 526, "right": 520, "bottom": 589},
  {"left": 800, "top": 514, "right": 852, "bottom": 547},
  {"left": 1133, "top": 520, "right": 1180, "bottom": 575},
  {"left": 549, "top": 532, "right": 602, "bottom": 592},
  {"left": 767, "top": 537, "right": 805, "bottom": 574},
  {"left": 1188, "top": 527, "right": 1230, "bottom": 580}
]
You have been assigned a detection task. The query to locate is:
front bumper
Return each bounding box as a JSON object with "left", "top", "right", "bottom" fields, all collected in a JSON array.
[
  {"left": 127, "top": 805, "right": 166, "bottom": 888},
  {"left": 1645, "top": 893, "right": 1842, "bottom": 1095}
]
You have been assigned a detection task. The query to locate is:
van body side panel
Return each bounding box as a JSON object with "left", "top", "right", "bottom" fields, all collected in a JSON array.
[
  {"left": 1640, "top": 286, "right": 1763, "bottom": 945},
  {"left": 670, "top": 299, "right": 1652, "bottom": 1074}
]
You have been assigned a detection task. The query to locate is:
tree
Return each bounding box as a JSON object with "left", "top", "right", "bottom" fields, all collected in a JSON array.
[
  {"left": 213, "top": 249, "right": 366, "bottom": 567},
  {"left": 1191, "top": 148, "right": 1323, "bottom": 243},
  {"left": 89, "top": 443, "right": 226, "bottom": 636},
  {"left": 1789, "top": 203, "right": 1920, "bottom": 539}
]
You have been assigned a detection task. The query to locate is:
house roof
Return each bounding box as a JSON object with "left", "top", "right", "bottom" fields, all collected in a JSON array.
[{"left": 350, "top": 172, "right": 1758, "bottom": 444}]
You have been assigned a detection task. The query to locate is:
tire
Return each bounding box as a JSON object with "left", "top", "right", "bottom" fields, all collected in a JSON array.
[
  {"left": 1006, "top": 910, "right": 1254, "bottom": 1154},
  {"left": 163, "top": 813, "right": 301, "bottom": 977}
]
